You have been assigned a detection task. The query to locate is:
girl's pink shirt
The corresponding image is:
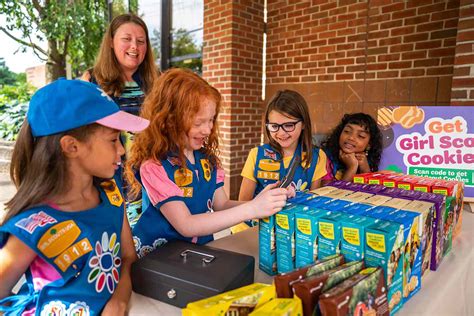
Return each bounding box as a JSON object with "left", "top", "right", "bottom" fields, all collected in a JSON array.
[{"left": 140, "top": 159, "right": 225, "bottom": 206}]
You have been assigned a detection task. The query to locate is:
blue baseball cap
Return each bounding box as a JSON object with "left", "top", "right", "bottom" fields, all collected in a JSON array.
[{"left": 27, "top": 78, "right": 150, "bottom": 137}]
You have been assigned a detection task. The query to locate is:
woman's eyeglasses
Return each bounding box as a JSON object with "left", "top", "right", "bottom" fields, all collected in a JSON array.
[{"left": 265, "top": 120, "right": 302, "bottom": 133}]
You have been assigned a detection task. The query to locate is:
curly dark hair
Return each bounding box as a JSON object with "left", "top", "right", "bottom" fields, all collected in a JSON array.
[{"left": 321, "top": 113, "right": 383, "bottom": 172}]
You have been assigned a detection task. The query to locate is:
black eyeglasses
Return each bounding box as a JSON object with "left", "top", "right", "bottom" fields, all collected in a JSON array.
[{"left": 265, "top": 120, "right": 302, "bottom": 133}]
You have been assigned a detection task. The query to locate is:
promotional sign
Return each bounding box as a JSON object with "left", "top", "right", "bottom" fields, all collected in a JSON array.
[{"left": 378, "top": 106, "right": 473, "bottom": 198}]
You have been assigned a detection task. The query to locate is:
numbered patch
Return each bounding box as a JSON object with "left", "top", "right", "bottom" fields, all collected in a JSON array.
[
  {"left": 54, "top": 238, "right": 92, "bottom": 272},
  {"left": 257, "top": 170, "right": 279, "bottom": 180}
]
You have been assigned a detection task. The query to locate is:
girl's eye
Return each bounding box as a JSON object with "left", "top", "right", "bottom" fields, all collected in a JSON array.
[{"left": 138, "top": 39, "right": 146, "bottom": 45}]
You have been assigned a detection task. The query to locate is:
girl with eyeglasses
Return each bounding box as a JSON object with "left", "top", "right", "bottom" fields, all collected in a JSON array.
[{"left": 234, "top": 90, "right": 329, "bottom": 231}]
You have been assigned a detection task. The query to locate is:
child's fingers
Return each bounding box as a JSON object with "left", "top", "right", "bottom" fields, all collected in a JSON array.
[{"left": 261, "top": 181, "right": 280, "bottom": 192}]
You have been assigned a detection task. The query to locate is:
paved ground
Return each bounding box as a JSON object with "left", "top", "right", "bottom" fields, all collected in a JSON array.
[{"left": 0, "top": 173, "right": 16, "bottom": 218}]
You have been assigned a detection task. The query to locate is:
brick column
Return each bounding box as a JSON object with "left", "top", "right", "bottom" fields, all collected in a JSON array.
[
  {"left": 451, "top": 0, "right": 474, "bottom": 105},
  {"left": 203, "top": 1, "right": 265, "bottom": 199}
]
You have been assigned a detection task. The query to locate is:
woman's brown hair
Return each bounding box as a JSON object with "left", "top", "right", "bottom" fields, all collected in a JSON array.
[
  {"left": 2, "top": 121, "right": 100, "bottom": 225},
  {"left": 125, "top": 68, "right": 221, "bottom": 199},
  {"left": 264, "top": 90, "right": 314, "bottom": 168},
  {"left": 90, "top": 13, "right": 159, "bottom": 96}
]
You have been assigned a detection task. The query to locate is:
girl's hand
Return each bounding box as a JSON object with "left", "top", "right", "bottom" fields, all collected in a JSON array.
[
  {"left": 355, "top": 152, "right": 371, "bottom": 173},
  {"left": 101, "top": 297, "right": 127, "bottom": 316},
  {"left": 251, "top": 182, "right": 288, "bottom": 218},
  {"left": 339, "top": 150, "right": 358, "bottom": 171},
  {"left": 286, "top": 184, "right": 296, "bottom": 199}
]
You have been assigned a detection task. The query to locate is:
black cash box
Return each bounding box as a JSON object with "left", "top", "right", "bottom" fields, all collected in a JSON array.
[{"left": 131, "top": 240, "right": 255, "bottom": 308}]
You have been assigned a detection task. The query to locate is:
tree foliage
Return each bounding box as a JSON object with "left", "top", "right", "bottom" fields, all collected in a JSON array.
[
  {"left": 171, "top": 28, "right": 202, "bottom": 73},
  {"left": 0, "top": 58, "right": 18, "bottom": 86},
  {"left": 0, "top": 1, "right": 108, "bottom": 81}
]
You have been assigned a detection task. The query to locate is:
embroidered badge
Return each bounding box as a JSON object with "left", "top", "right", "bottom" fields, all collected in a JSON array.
[
  {"left": 40, "top": 301, "right": 67, "bottom": 316},
  {"left": 100, "top": 179, "right": 123, "bottom": 207},
  {"left": 54, "top": 238, "right": 92, "bottom": 272},
  {"left": 37, "top": 220, "right": 81, "bottom": 258},
  {"left": 67, "top": 301, "right": 90, "bottom": 316},
  {"left": 182, "top": 187, "right": 193, "bottom": 197},
  {"left": 133, "top": 236, "right": 142, "bottom": 252},
  {"left": 87, "top": 232, "right": 121, "bottom": 294},
  {"left": 15, "top": 211, "right": 57, "bottom": 234},
  {"left": 138, "top": 245, "right": 154, "bottom": 259},
  {"left": 258, "top": 159, "right": 280, "bottom": 172},
  {"left": 263, "top": 148, "right": 277, "bottom": 160},
  {"left": 174, "top": 168, "right": 193, "bottom": 187},
  {"left": 152, "top": 238, "right": 167, "bottom": 249},
  {"left": 200, "top": 159, "right": 211, "bottom": 182}
]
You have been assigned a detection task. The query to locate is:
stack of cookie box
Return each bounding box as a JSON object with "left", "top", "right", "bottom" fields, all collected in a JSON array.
[{"left": 258, "top": 175, "right": 464, "bottom": 315}]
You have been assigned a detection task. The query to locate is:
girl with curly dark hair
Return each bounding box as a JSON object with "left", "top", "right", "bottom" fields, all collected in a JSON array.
[{"left": 321, "top": 113, "right": 382, "bottom": 182}]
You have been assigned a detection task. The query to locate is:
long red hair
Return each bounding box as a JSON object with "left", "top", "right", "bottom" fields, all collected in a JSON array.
[{"left": 125, "top": 68, "right": 221, "bottom": 198}]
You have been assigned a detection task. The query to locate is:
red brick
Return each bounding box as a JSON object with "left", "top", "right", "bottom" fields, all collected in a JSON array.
[
  {"left": 336, "top": 58, "right": 355, "bottom": 65},
  {"left": 404, "top": 15, "right": 430, "bottom": 25},
  {"left": 451, "top": 90, "right": 468, "bottom": 99},
  {"left": 328, "top": 37, "right": 347, "bottom": 44},
  {"left": 418, "top": 2, "right": 446, "bottom": 14},
  {"left": 391, "top": 26, "right": 416, "bottom": 36},
  {"left": 382, "top": 2, "right": 405, "bottom": 13},
  {"left": 415, "top": 40, "right": 442, "bottom": 49},
  {"left": 392, "top": 9, "right": 416, "bottom": 20},
  {"left": 416, "top": 21, "right": 444, "bottom": 33},
  {"left": 455, "top": 43, "right": 474, "bottom": 54},
  {"left": 380, "top": 20, "right": 403, "bottom": 29},
  {"left": 390, "top": 43, "right": 414, "bottom": 52},
  {"left": 402, "top": 51, "right": 427, "bottom": 59},
  {"left": 427, "top": 66, "right": 453, "bottom": 75},
  {"left": 380, "top": 37, "right": 402, "bottom": 46},
  {"left": 367, "top": 63, "right": 388, "bottom": 70},
  {"left": 458, "top": 31, "right": 474, "bottom": 42},
  {"left": 318, "top": 74, "right": 335, "bottom": 81},
  {"left": 404, "top": 33, "right": 429, "bottom": 43},
  {"left": 378, "top": 53, "right": 401, "bottom": 62},
  {"left": 377, "top": 70, "right": 399, "bottom": 78},
  {"left": 401, "top": 69, "right": 426, "bottom": 77},
  {"left": 347, "top": 65, "right": 365, "bottom": 72},
  {"left": 414, "top": 58, "right": 440, "bottom": 67},
  {"left": 453, "top": 66, "right": 471, "bottom": 76},
  {"left": 389, "top": 61, "right": 412, "bottom": 69},
  {"left": 455, "top": 55, "right": 474, "bottom": 65},
  {"left": 441, "top": 56, "right": 455, "bottom": 65},
  {"left": 429, "top": 47, "right": 456, "bottom": 57},
  {"left": 336, "top": 73, "right": 354, "bottom": 80},
  {"left": 430, "top": 29, "right": 458, "bottom": 40}
]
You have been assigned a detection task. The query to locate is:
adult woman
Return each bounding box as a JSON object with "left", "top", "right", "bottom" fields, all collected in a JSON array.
[{"left": 82, "top": 13, "right": 159, "bottom": 115}]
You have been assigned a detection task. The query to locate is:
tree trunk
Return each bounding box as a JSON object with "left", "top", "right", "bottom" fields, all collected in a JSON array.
[{"left": 46, "top": 40, "right": 66, "bottom": 82}]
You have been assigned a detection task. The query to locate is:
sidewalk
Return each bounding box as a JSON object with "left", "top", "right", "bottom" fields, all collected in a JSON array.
[{"left": 0, "top": 173, "right": 15, "bottom": 217}]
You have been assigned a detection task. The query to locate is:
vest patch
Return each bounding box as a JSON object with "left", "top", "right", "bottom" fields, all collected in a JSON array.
[
  {"left": 257, "top": 170, "right": 280, "bottom": 180},
  {"left": 258, "top": 159, "right": 280, "bottom": 172},
  {"left": 200, "top": 159, "right": 211, "bottom": 182},
  {"left": 54, "top": 238, "right": 92, "bottom": 272},
  {"left": 174, "top": 168, "right": 193, "bottom": 187},
  {"left": 263, "top": 148, "right": 277, "bottom": 160},
  {"left": 37, "top": 220, "right": 81, "bottom": 258},
  {"left": 182, "top": 187, "right": 194, "bottom": 197},
  {"left": 67, "top": 301, "right": 90, "bottom": 316},
  {"left": 41, "top": 301, "right": 67, "bottom": 316},
  {"left": 100, "top": 180, "right": 123, "bottom": 207},
  {"left": 15, "top": 211, "right": 57, "bottom": 234}
]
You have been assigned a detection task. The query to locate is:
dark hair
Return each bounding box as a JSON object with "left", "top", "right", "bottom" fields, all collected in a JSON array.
[
  {"left": 321, "top": 113, "right": 382, "bottom": 172},
  {"left": 264, "top": 90, "right": 314, "bottom": 168},
  {"left": 2, "top": 121, "right": 101, "bottom": 225},
  {"left": 90, "top": 13, "right": 159, "bottom": 96}
]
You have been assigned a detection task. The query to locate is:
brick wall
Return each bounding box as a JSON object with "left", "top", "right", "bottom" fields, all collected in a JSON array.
[
  {"left": 266, "top": 0, "right": 463, "bottom": 134},
  {"left": 451, "top": 0, "right": 474, "bottom": 105},
  {"left": 203, "top": 0, "right": 264, "bottom": 198}
]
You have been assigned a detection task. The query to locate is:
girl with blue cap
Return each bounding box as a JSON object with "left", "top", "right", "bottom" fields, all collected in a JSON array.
[{"left": 0, "top": 79, "right": 149, "bottom": 315}]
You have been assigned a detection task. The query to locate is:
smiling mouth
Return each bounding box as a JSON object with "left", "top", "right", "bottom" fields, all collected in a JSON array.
[{"left": 126, "top": 52, "right": 138, "bottom": 57}]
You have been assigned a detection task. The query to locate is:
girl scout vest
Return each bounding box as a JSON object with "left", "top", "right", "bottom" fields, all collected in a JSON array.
[
  {"left": 0, "top": 179, "right": 124, "bottom": 316},
  {"left": 254, "top": 144, "right": 320, "bottom": 196},
  {"left": 132, "top": 150, "right": 223, "bottom": 258},
  {"left": 325, "top": 150, "right": 344, "bottom": 180}
]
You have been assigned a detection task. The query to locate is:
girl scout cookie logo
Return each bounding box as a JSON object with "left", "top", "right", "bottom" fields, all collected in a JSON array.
[
  {"left": 37, "top": 220, "right": 93, "bottom": 272},
  {"left": 174, "top": 168, "right": 193, "bottom": 197},
  {"left": 257, "top": 159, "right": 280, "bottom": 180},
  {"left": 200, "top": 159, "right": 211, "bottom": 182},
  {"left": 100, "top": 179, "right": 123, "bottom": 207},
  {"left": 15, "top": 211, "right": 57, "bottom": 234}
]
